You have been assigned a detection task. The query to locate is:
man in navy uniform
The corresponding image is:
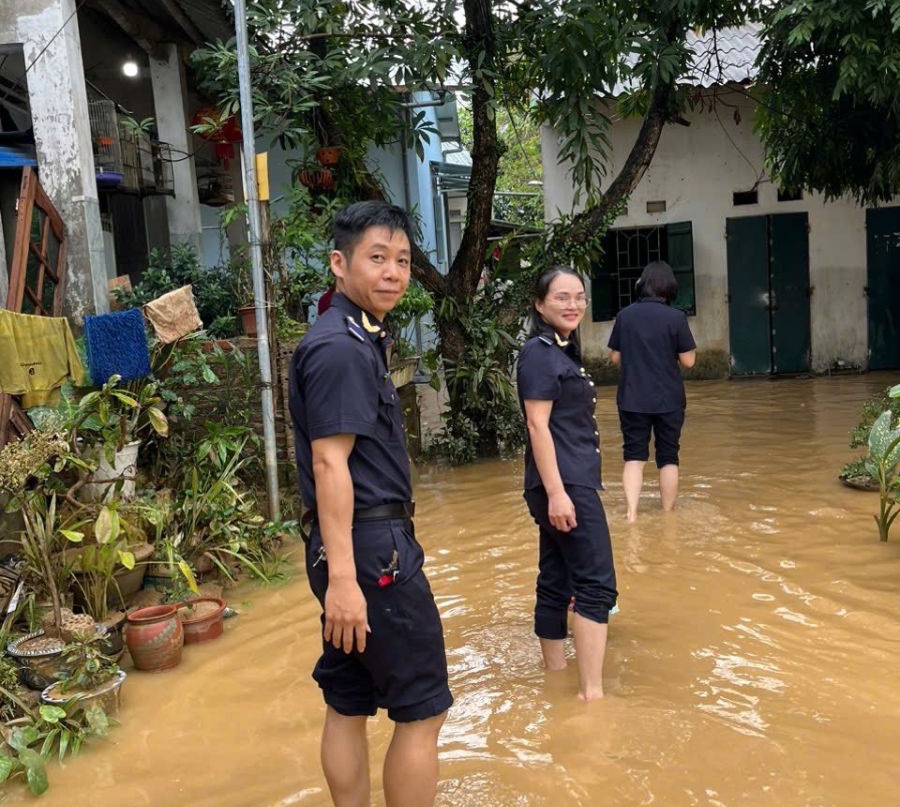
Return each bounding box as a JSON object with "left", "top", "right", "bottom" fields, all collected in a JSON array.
[{"left": 289, "top": 201, "right": 452, "bottom": 807}]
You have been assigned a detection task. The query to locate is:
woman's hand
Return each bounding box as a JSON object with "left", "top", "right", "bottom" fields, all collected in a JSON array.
[{"left": 548, "top": 490, "right": 577, "bottom": 532}]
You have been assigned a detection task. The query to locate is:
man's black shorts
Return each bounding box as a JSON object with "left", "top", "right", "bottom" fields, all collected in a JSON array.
[
  {"left": 305, "top": 518, "right": 453, "bottom": 723},
  {"left": 619, "top": 408, "right": 685, "bottom": 467}
]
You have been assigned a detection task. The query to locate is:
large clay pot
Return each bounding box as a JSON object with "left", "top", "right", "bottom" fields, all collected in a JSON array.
[
  {"left": 125, "top": 604, "right": 183, "bottom": 672},
  {"left": 178, "top": 597, "right": 227, "bottom": 645}
]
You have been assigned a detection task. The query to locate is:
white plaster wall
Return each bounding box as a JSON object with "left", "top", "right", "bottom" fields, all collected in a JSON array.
[{"left": 542, "top": 90, "right": 869, "bottom": 371}]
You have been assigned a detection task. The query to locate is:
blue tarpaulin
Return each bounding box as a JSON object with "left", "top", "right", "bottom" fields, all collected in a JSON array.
[{"left": 0, "top": 144, "right": 36, "bottom": 168}]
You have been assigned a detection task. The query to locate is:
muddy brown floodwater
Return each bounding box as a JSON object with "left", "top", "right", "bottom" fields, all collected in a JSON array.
[{"left": 7, "top": 373, "right": 900, "bottom": 807}]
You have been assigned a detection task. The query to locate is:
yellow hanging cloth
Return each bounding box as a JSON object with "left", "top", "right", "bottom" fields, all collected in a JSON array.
[{"left": 0, "top": 309, "right": 86, "bottom": 407}]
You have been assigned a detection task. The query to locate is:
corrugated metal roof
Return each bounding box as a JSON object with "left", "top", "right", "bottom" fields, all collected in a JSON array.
[
  {"left": 684, "top": 24, "right": 760, "bottom": 87},
  {"left": 611, "top": 24, "right": 760, "bottom": 96}
]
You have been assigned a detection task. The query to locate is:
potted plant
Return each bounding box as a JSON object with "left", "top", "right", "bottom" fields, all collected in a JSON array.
[
  {"left": 316, "top": 145, "right": 342, "bottom": 166},
  {"left": 63, "top": 502, "right": 155, "bottom": 657},
  {"left": 5, "top": 492, "right": 86, "bottom": 688},
  {"left": 230, "top": 259, "right": 259, "bottom": 337},
  {"left": 176, "top": 596, "right": 227, "bottom": 645},
  {"left": 72, "top": 374, "right": 169, "bottom": 502},
  {"left": 39, "top": 632, "right": 125, "bottom": 715}
]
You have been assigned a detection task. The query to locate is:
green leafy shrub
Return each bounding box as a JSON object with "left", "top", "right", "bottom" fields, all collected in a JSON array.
[{"left": 113, "top": 244, "right": 241, "bottom": 338}]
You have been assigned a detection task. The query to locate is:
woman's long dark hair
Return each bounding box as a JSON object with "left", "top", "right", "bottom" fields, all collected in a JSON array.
[
  {"left": 636, "top": 260, "right": 678, "bottom": 303},
  {"left": 527, "top": 265, "right": 586, "bottom": 356}
]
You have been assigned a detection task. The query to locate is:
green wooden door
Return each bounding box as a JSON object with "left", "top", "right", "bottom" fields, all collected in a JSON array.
[
  {"left": 866, "top": 207, "right": 900, "bottom": 370},
  {"left": 727, "top": 216, "right": 771, "bottom": 374},
  {"left": 726, "top": 213, "right": 811, "bottom": 375},
  {"left": 770, "top": 212, "right": 811, "bottom": 373}
]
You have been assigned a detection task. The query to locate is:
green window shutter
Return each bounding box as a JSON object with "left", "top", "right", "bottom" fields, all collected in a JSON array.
[
  {"left": 666, "top": 221, "right": 695, "bottom": 315},
  {"left": 591, "top": 230, "right": 618, "bottom": 321},
  {"left": 591, "top": 267, "right": 617, "bottom": 321}
]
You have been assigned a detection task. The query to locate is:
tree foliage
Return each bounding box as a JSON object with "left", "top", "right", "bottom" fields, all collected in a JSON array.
[
  {"left": 192, "top": 0, "right": 759, "bottom": 457},
  {"left": 756, "top": 0, "right": 900, "bottom": 204}
]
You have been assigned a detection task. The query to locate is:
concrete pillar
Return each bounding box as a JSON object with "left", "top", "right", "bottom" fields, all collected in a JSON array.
[
  {"left": 14, "top": 0, "right": 109, "bottom": 319},
  {"left": 149, "top": 43, "right": 203, "bottom": 253}
]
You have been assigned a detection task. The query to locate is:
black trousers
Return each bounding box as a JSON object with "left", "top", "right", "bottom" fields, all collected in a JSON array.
[{"left": 524, "top": 484, "right": 618, "bottom": 639}]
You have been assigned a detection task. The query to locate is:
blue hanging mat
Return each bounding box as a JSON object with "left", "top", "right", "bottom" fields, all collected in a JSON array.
[{"left": 83, "top": 308, "right": 151, "bottom": 386}]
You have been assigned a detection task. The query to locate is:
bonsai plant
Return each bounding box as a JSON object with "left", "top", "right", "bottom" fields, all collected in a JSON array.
[
  {"left": 71, "top": 374, "right": 169, "bottom": 502},
  {"left": 40, "top": 632, "right": 125, "bottom": 715}
]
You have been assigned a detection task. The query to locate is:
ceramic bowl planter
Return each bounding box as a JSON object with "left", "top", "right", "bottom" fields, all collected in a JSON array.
[
  {"left": 125, "top": 604, "right": 183, "bottom": 672},
  {"left": 40, "top": 670, "right": 127, "bottom": 715},
  {"left": 178, "top": 597, "right": 226, "bottom": 645},
  {"left": 6, "top": 632, "right": 67, "bottom": 690}
]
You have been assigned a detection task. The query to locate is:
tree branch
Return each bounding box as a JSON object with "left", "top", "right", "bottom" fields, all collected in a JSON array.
[
  {"left": 571, "top": 66, "right": 677, "bottom": 243},
  {"left": 448, "top": 0, "right": 501, "bottom": 298}
]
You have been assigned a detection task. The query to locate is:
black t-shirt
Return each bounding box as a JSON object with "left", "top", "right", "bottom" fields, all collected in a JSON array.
[
  {"left": 607, "top": 297, "right": 696, "bottom": 413},
  {"left": 288, "top": 293, "right": 411, "bottom": 511},
  {"left": 517, "top": 330, "right": 602, "bottom": 491}
]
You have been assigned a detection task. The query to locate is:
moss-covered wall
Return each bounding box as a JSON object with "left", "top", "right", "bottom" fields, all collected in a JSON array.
[{"left": 583, "top": 348, "right": 730, "bottom": 386}]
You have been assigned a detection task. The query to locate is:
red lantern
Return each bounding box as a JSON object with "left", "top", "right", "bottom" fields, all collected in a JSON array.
[{"left": 192, "top": 107, "right": 242, "bottom": 168}]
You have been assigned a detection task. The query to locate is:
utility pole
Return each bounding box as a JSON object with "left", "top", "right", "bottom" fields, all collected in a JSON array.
[{"left": 233, "top": 0, "right": 280, "bottom": 520}]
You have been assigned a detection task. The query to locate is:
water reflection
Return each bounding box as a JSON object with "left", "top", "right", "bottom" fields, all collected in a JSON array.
[{"left": 9, "top": 374, "right": 900, "bottom": 806}]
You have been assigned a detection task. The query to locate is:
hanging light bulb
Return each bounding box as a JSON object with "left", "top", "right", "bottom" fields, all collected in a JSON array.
[{"left": 122, "top": 59, "right": 139, "bottom": 78}]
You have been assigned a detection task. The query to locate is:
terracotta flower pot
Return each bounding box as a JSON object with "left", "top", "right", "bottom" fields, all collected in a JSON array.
[
  {"left": 316, "top": 146, "right": 342, "bottom": 166},
  {"left": 125, "top": 604, "right": 183, "bottom": 672},
  {"left": 238, "top": 304, "right": 257, "bottom": 337},
  {"left": 178, "top": 597, "right": 227, "bottom": 645}
]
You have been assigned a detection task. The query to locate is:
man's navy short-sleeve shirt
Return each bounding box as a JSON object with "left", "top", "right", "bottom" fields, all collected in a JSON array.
[
  {"left": 517, "top": 331, "right": 602, "bottom": 491},
  {"left": 288, "top": 293, "right": 411, "bottom": 511},
  {"left": 607, "top": 297, "right": 696, "bottom": 413}
]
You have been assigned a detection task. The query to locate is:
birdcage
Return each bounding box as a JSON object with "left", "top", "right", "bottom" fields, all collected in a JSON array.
[
  {"left": 88, "top": 100, "right": 123, "bottom": 186},
  {"left": 119, "top": 122, "right": 155, "bottom": 192},
  {"left": 150, "top": 141, "right": 175, "bottom": 195}
]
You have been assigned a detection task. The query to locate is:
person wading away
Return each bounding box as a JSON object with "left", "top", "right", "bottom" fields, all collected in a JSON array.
[
  {"left": 289, "top": 201, "right": 452, "bottom": 807},
  {"left": 517, "top": 266, "right": 618, "bottom": 701},
  {"left": 608, "top": 260, "right": 697, "bottom": 522}
]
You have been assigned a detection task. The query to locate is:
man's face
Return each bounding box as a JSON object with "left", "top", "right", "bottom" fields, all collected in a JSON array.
[{"left": 331, "top": 226, "right": 411, "bottom": 320}]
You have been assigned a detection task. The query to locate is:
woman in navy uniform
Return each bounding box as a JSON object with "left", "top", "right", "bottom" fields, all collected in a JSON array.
[
  {"left": 517, "top": 266, "right": 618, "bottom": 701},
  {"left": 608, "top": 260, "right": 697, "bottom": 522},
  {"left": 289, "top": 201, "right": 451, "bottom": 807}
]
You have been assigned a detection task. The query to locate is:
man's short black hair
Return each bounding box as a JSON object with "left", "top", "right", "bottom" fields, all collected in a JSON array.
[{"left": 333, "top": 201, "right": 415, "bottom": 255}]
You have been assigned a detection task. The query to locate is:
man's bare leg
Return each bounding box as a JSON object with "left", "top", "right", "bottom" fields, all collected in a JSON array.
[
  {"left": 321, "top": 708, "right": 370, "bottom": 807},
  {"left": 659, "top": 463, "right": 679, "bottom": 511},
  {"left": 572, "top": 613, "right": 608, "bottom": 701},
  {"left": 623, "top": 460, "right": 645, "bottom": 522},
  {"left": 383, "top": 711, "right": 447, "bottom": 807}
]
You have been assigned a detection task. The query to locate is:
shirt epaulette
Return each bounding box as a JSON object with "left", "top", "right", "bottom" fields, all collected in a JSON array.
[
  {"left": 345, "top": 316, "right": 366, "bottom": 343},
  {"left": 538, "top": 335, "right": 554, "bottom": 346}
]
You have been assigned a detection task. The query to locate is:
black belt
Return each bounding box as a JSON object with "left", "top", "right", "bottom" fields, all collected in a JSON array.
[{"left": 303, "top": 501, "right": 415, "bottom": 528}]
